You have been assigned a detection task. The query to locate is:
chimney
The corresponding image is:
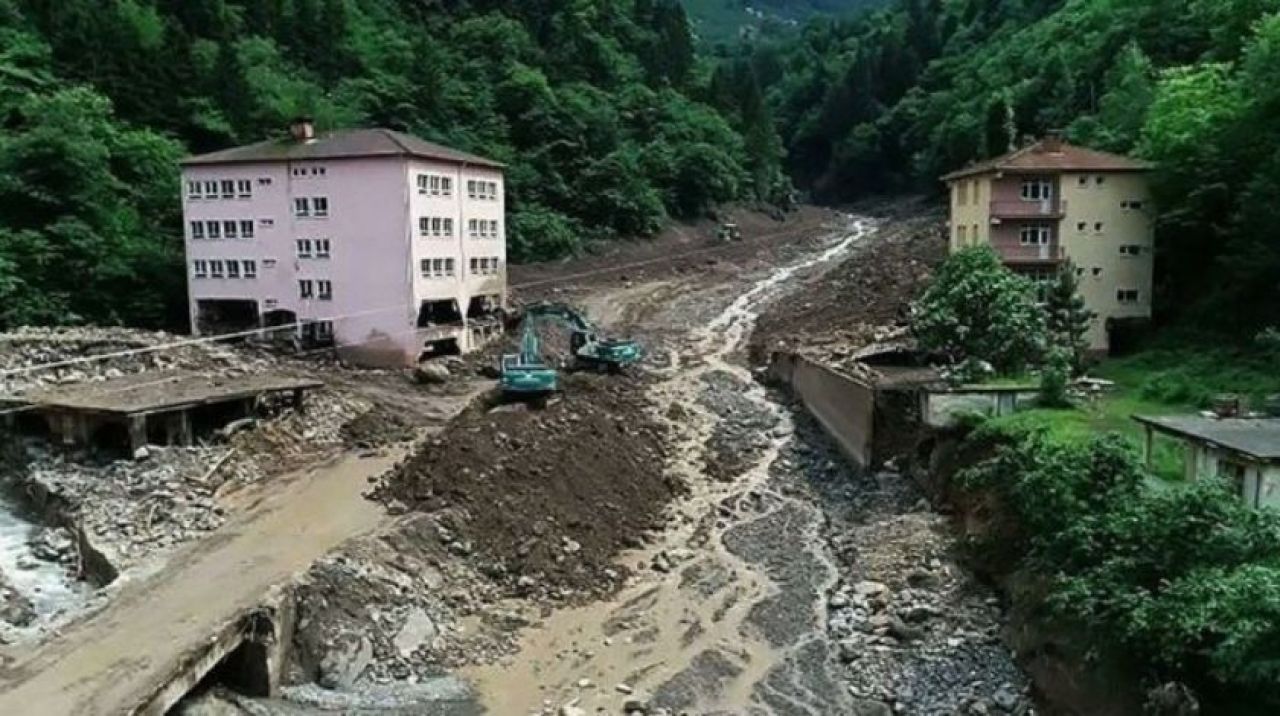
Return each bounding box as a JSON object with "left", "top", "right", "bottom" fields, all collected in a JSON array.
[
  {"left": 1042, "top": 129, "right": 1065, "bottom": 153},
  {"left": 289, "top": 117, "right": 316, "bottom": 142}
]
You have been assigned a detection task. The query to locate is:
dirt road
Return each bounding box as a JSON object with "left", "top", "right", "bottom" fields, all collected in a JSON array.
[{"left": 0, "top": 449, "right": 401, "bottom": 714}]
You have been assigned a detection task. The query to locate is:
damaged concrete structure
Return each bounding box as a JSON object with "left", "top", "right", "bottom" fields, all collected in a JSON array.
[
  {"left": 181, "top": 120, "right": 508, "bottom": 367},
  {"left": 3, "top": 372, "right": 321, "bottom": 455}
]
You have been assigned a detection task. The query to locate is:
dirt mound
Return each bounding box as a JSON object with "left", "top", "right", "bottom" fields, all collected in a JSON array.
[
  {"left": 749, "top": 211, "right": 947, "bottom": 364},
  {"left": 372, "top": 373, "right": 679, "bottom": 597},
  {"left": 340, "top": 406, "right": 417, "bottom": 448}
]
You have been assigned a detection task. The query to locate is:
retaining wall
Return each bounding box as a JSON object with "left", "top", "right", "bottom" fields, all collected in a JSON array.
[{"left": 769, "top": 353, "right": 877, "bottom": 468}]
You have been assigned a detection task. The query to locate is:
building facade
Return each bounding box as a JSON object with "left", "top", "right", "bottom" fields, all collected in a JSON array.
[
  {"left": 942, "top": 134, "right": 1155, "bottom": 353},
  {"left": 181, "top": 122, "right": 506, "bottom": 367}
]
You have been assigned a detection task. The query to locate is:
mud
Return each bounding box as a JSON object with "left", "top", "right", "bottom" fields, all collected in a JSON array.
[{"left": 372, "top": 373, "right": 678, "bottom": 597}]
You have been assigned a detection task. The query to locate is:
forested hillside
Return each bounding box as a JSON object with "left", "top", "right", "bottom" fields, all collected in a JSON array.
[
  {"left": 682, "top": 0, "right": 884, "bottom": 44},
  {"left": 741, "top": 0, "right": 1280, "bottom": 338},
  {"left": 0, "top": 0, "right": 785, "bottom": 329}
]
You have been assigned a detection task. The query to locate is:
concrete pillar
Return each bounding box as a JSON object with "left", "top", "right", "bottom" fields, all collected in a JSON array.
[
  {"left": 128, "top": 415, "right": 147, "bottom": 456},
  {"left": 164, "top": 411, "right": 193, "bottom": 446},
  {"left": 291, "top": 389, "right": 305, "bottom": 415}
]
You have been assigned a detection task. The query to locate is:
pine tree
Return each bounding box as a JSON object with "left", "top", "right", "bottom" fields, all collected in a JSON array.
[{"left": 1044, "top": 261, "right": 1095, "bottom": 373}]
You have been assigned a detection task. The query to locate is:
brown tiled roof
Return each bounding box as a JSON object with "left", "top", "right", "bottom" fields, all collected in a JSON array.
[
  {"left": 941, "top": 139, "right": 1152, "bottom": 181},
  {"left": 182, "top": 128, "right": 504, "bottom": 168}
]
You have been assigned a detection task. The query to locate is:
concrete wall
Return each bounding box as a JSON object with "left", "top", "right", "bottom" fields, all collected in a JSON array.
[
  {"left": 1188, "top": 444, "right": 1280, "bottom": 509},
  {"left": 948, "top": 176, "right": 992, "bottom": 250},
  {"left": 921, "top": 388, "right": 1040, "bottom": 429},
  {"left": 1059, "top": 171, "right": 1154, "bottom": 351},
  {"left": 770, "top": 354, "right": 876, "bottom": 468}
]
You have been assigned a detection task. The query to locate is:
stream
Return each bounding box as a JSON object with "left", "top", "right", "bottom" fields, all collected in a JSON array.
[{"left": 0, "top": 489, "right": 91, "bottom": 643}]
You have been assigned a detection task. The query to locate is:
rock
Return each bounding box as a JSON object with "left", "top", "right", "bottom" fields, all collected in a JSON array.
[
  {"left": 1143, "top": 681, "right": 1200, "bottom": 716},
  {"left": 651, "top": 552, "right": 673, "bottom": 573},
  {"left": 888, "top": 616, "right": 924, "bottom": 642},
  {"left": 317, "top": 633, "right": 372, "bottom": 689},
  {"left": 414, "top": 362, "right": 450, "bottom": 385},
  {"left": 394, "top": 608, "right": 438, "bottom": 657},
  {"left": 559, "top": 705, "right": 586, "bottom": 716},
  {"left": 133, "top": 446, "right": 151, "bottom": 461},
  {"left": 623, "top": 697, "right": 651, "bottom": 713},
  {"left": 992, "top": 686, "right": 1019, "bottom": 712},
  {"left": 854, "top": 580, "right": 889, "bottom": 598},
  {"left": 838, "top": 639, "right": 861, "bottom": 663},
  {"left": 852, "top": 700, "right": 893, "bottom": 716},
  {"left": 615, "top": 683, "right": 634, "bottom": 694},
  {"left": 828, "top": 592, "right": 850, "bottom": 610}
]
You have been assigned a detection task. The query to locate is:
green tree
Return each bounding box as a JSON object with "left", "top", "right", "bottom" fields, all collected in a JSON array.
[
  {"left": 910, "top": 246, "right": 1047, "bottom": 376},
  {"left": 1044, "top": 262, "right": 1095, "bottom": 373}
]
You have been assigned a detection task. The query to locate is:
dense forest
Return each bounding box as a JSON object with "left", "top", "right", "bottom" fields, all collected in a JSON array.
[
  {"left": 683, "top": 0, "right": 885, "bottom": 43},
  {"left": 736, "top": 0, "right": 1280, "bottom": 338},
  {"left": 0, "top": 0, "right": 785, "bottom": 329}
]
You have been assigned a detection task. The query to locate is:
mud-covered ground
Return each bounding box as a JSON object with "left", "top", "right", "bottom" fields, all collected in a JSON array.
[{"left": 188, "top": 209, "right": 1032, "bottom": 716}]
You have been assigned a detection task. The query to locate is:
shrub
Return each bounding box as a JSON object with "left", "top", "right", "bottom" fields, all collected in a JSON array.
[{"left": 911, "top": 247, "right": 1048, "bottom": 376}]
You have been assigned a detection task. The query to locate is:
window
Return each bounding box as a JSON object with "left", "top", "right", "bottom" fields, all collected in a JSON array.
[
  {"left": 468, "top": 219, "right": 480, "bottom": 238},
  {"left": 311, "top": 167, "right": 326, "bottom": 176},
  {"left": 1117, "top": 289, "right": 1140, "bottom": 304},
  {"left": 226, "top": 260, "right": 241, "bottom": 279},
  {"left": 240, "top": 220, "right": 255, "bottom": 239},
  {"left": 1122, "top": 200, "right": 1145, "bottom": 211},
  {"left": 258, "top": 177, "right": 273, "bottom": 186},
  {"left": 295, "top": 198, "right": 310, "bottom": 217},
  {"left": 478, "top": 221, "right": 489, "bottom": 238},
  {"left": 1077, "top": 221, "right": 1087, "bottom": 232},
  {"left": 292, "top": 167, "right": 306, "bottom": 177},
  {"left": 315, "top": 320, "right": 334, "bottom": 338},
  {"left": 1119, "top": 245, "right": 1143, "bottom": 256},
  {"left": 470, "top": 257, "right": 479, "bottom": 274},
  {"left": 315, "top": 238, "right": 331, "bottom": 258},
  {"left": 1092, "top": 267, "right": 1103, "bottom": 278},
  {"left": 467, "top": 180, "right": 477, "bottom": 199},
  {"left": 260, "top": 218, "right": 275, "bottom": 227},
  {"left": 1096, "top": 176, "right": 1107, "bottom": 186},
  {"left": 970, "top": 223, "right": 978, "bottom": 243},
  {"left": 296, "top": 239, "right": 313, "bottom": 258},
  {"left": 419, "top": 217, "right": 430, "bottom": 236},
  {"left": 1094, "top": 222, "right": 1104, "bottom": 232},
  {"left": 263, "top": 259, "right": 277, "bottom": 269},
  {"left": 417, "top": 175, "right": 429, "bottom": 194},
  {"left": 243, "top": 260, "right": 257, "bottom": 278},
  {"left": 193, "top": 260, "right": 208, "bottom": 278},
  {"left": 299, "top": 279, "right": 314, "bottom": 298},
  {"left": 441, "top": 177, "right": 453, "bottom": 196},
  {"left": 489, "top": 220, "right": 499, "bottom": 237},
  {"left": 1019, "top": 222, "right": 1052, "bottom": 245},
  {"left": 187, "top": 181, "right": 202, "bottom": 199},
  {"left": 1078, "top": 176, "right": 1089, "bottom": 187},
  {"left": 224, "top": 221, "right": 238, "bottom": 240},
  {"left": 210, "top": 260, "right": 225, "bottom": 278},
  {"left": 1021, "top": 179, "right": 1053, "bottom": 201},
  {"left": 421, "top": 258, "right": 456, "bottom": 278},
  {"left": 204, "top": 180, "right": 218, "bottom": 197},
  {"left": 442, "top": 218, "right": 454, "bottom": 237},
  {"left": 957, "top": 225, "right": 968, "bottom": 243},
  {"left": 190, "top": 221, "right": 205, "bottom": 240},
  {"left": 207, "top": 221, "right": 221, "bottom": 239},
  {"left": 419, "top": 174, "right": 452, "bottom": 196},
  {"left": 221, "top": 180, "right": 235, "bottom": 199},
  {"left": 317, "top": 280, "right": 332, "bottom": 300},
  {"left": 236, "top": 180, "right": 252, "bottom": 199},
  {"left": 313, "top": 197, "right": 329, "bottom": 217},
  {"left": 957, "top": 182, "right": 968, "bottom": 206}
]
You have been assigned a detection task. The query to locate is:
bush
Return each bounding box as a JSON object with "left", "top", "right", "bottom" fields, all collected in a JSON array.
[
  {"left": 961, "top": 425, "right": 1280, "bottom": 697},
  {"left": 911, "top": 247, "right": 1048, "bottom": 375}
]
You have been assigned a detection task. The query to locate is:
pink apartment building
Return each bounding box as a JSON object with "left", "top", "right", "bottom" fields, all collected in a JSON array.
[
  {"left": 181, "top": 121, "right": 507, "bottom": 367},
  {"left": 942, "top": 133, "right": 1156, "bottom": 353}
]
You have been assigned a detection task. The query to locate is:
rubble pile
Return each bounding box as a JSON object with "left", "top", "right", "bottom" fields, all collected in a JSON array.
[
  {"left": 0, "top": 326, "right": 275, "bottom": 394},
  {"left": 22, "top": 445, "right": 235, "bottom": 570},
  {"left": 373, "top": 372, "right": 680, "bottom": 598},
  {"left": 289, "top": 515, "right": 518, "bottom": 692}
]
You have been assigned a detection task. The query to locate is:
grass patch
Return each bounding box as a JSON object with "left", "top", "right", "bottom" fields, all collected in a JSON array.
[{"left": 983, "top": 342, "right": 1279, "bottom": 481}]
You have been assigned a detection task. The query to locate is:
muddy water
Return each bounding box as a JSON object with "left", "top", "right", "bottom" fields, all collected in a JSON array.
[{"left": 462, "top": 219, "right": 878, "bottom": 714}]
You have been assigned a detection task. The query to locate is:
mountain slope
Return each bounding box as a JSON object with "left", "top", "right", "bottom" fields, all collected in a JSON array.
[{"left": 683, "top": 0, "right": 887, "bottom": 44}]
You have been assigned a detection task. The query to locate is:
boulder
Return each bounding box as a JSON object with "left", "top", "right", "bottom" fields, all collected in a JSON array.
[
  {"left": 394, "top": 608, "right": 438, "bottom": 658},
  {"left": 317, "top": 633, "right": 372, "bottom": 690},
  {"left": 414, "top": 362, "right": 451, "bottom": 385}
]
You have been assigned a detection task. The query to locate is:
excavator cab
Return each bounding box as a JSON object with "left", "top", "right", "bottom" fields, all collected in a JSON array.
[
  {"left": 499, "top": 303, "right": 643, "bottom": 398},
  {"left": 717, "top": 222, "right": 742, "bottom": 242}
]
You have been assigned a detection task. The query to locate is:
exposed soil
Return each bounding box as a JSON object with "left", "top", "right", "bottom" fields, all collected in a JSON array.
[
  {"left": 749, "top": 202, "right": 948, "bottom": 365},
  {"left": 372, "top": 373, "right": 679, "bottom": 597}
]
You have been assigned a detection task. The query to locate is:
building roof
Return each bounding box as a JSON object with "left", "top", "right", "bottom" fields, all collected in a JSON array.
[
  {"left": 3, "top": 371, "right": 323, "bottom": 416},
  {"left": 183, "top": 128, "right": 505, "bottom": 169},
  {"left": 1134, "top": 416, "right": 1280, "bottom": 462},
  {"left": 941, "top": 138, "right": 1153, "bottom": 182}
]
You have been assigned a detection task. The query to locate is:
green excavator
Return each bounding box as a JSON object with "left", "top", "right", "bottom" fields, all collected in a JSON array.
[{"left": 500, "top": 302, "right": 643, "bottom": 397}]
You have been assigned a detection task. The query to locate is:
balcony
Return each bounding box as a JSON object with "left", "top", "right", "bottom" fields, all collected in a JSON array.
[
  {"left": 996, "top": 243, "right": 1066, "bottom": 264},
  {"left": 990, "top": 199, "right": 1067, "bottom": 221}
]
